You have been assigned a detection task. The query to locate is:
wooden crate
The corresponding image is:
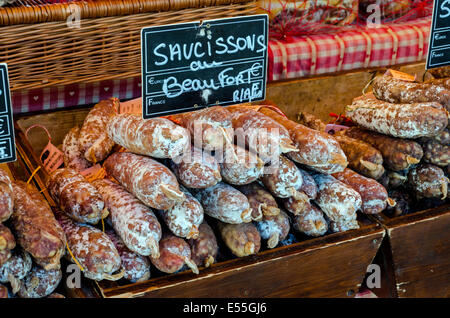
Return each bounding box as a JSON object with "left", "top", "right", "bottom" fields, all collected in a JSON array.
[
  {"left": 369, "top": 206, "right": 450, "bottom": 298},
  {"left": 13, "top": 106, "right": 385, "bottom": 298},
  {"left": 265, "top": 62, "right": 450, "bottom": 298}
]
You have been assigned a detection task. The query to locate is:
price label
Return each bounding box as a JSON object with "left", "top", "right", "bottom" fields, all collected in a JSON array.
[
  {"left": 426, "top": 0, "right": 450, "bottom": 69},
  {"left": 0, "top": 64, "right": 16, "bottom": 163},
  {"left": 141, "top": 15, "right": 269, "bottom": 118},
  {"left": 384, "top": 69, "right": 416, "bottom": 82}
]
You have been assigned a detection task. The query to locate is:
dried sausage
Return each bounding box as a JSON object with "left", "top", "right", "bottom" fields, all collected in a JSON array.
[
  {"left": 11, "top": 181, "right": 65, "bottom": 271},
  {"left": 103, "top": 152, "right": 185, "bottom": 210},
  {"left": 107, "top": 113, "right": 190, "bottom": 159},
  {"left": 92, "top": 178, "right": 161, "bottom": 258},
  {"left": 47, "top": 168, "right": 107, "bottom": 225},
  {"left": 193, "top": 182, "right": 252, "bottom": 224}
]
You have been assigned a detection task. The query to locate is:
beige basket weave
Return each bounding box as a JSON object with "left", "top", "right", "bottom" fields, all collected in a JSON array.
[{"left": 0, "top": 0, "right": 259, "bottom": 91}]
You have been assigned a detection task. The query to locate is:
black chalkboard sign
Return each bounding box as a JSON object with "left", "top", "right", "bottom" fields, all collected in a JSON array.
[
  {"left": 0, "top": 64, "right": 16, "bottom": 164},
  {"left": 141, "top": 15, "right": 268, "bottom": 118},
  {"left": 426, "top": 0, "right": 450, "bottom": 69}
]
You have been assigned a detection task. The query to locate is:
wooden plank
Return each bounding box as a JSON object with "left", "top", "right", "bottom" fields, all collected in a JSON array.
[
  {"left": 369, "top": 205, "right": 450, "bottom": 298},
  {"left": 385, "top": 210, "right": 450, "bottom": 297},
  {"left": 96, "top": 226, "right": 384, "bottom": 298}
]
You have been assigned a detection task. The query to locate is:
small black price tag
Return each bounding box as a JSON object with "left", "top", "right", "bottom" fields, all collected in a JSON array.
[
  {"left": 140, "top": 15, "right": 268, "bottom": 118},
  {"left": 0, "top": 63, "right": 16, "bottom": 164},
  {"left": 426, "top": 0, "right": 450, "bottom": 69}
]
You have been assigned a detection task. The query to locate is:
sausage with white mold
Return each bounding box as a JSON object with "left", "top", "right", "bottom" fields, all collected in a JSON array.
[
  {"left": 227, "top": 106, "right": 298, "bottom": 163},
  {"left": 237, "top": 182, "right": 280, "bottom": 222},
  {"left": 47, "top": 168, "right": 108, "bottom": 225},
  {"left": 172, "top": 106, "right": 234, "bottom": 151},
  {"left": 0, "top": 249, "right": 32, "bottom": 294},
  {"left": 193, "top": 182, "right": 252, "bottom": 224},
  {"left": 188, "top": 221, "right": 218, "bottom": 268},
  {"left": 78, "top": 97, "right": 118, "bottom": 163},
  {"left": 170, "top": 146, "right": 222, "bottom": 189},
  {"left": 372, "top": 74, "right": 450, "bottom": 109},
  {"left": 312, "top": 173, "right": 361, "bottom": 224},
  {"left": 345, "top": 95, "right": 448, "bottom": 139},
  {"left": 105, "top": 230, "right": 151, "bottom": 283},
  {"left": 0, "top": 168, "right": 13, "bottom": 223},
  {"left": 292, "top": 202, "right": 328, "bottom": 237},
  {"left": 103, "top": 152, "right": 185, "bottom": 210},
  {"left": 296, "top": 167, "right": 318, "bottom": 200},
  {"left": 258, "top": 107, "right": 348, "bottom": 174},
  {"left": 332, "top": 168, "right": 394, "bottom": 215},
  {"left": 219, "top": 144, "right": 265, "bottom": 186},
  {"left": 255, "top": 210, "right": 290, "bottom": 249},
  {"left": 62, "top": 126, "right": 92, "bottom": 172},
  {"left": 17, "top": 266, "right": 62, "bottom": 298},
  {"left": 106, "top": 113, "right": 190, "bottom": 159},
  {"left": 149, "top": 232, "right": 199, "bottom": 275},
  {"left": 216, "top": 221, "right": 261, "bottom": 258},
  {"left": 261, "top": 155, "right": 303, "bottom": 199},
  {"left": 157, "top": 186, "right": 204, "bottom": 240},
  {"left": 54, "top": 209, "right": 123, "bottom": 281},
  {"left": 10, "top": 181, "right": 66, "bottom": 271},
  {"left": 92, "top": 178, "right": 161, "bottom": 258}
]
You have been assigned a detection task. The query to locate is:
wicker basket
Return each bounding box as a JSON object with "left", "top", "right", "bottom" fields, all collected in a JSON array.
[{"left": 0, "top": 0, "right": 259, "bottom": 91}]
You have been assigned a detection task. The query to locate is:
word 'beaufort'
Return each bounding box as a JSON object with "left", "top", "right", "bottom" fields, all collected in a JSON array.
[
  {"left": 153, "top": 34, "right": 267, "bottom": 66},
  {"left": 162, "top": 63, "right": 262, "bottom": 99}
]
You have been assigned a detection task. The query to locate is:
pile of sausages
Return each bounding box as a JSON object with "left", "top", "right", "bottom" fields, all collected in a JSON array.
[
  {"left": 298, "top": 68, "right": 450, "bottom": 217},
  {"left": 7, "top": 69, "right": 448, "bottom": 295},
  {"left": 0, "top": 169, "right": 65, "bottom": 298},
  {"left": 4, "top": 94, "right": 375, "bottom": 293}
]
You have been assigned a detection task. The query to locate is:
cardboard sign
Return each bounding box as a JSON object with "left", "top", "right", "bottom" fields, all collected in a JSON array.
[
  {"left": 0, "top": 64, "right": 16, "bottom": 164},
  {"left": 141, "top": 15, "right": 269, "bottom": 118},
  {"left": 426, "top": 0, "right": 450, "bottom": 69}
]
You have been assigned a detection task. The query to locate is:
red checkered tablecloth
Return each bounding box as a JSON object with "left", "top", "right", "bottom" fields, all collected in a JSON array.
[
  {"left": 10, "top": 16, "right": 431, "bottom": 114},
  {"left": 268, "top": 17, "right": 431, "bottom": 81}
]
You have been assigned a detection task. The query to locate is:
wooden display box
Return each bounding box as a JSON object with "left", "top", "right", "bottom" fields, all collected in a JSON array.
[
  {"left": 12, "top": 106, "right": 386, "bottom": 298},
  {"left": 264, "top": 64, "right": 450, "bottom": 298},
  {"left": 369, "top": 206, "right": 450, "bottom": 298}
]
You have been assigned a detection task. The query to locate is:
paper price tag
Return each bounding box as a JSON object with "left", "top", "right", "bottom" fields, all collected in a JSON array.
[
  {"left": 385, "top": 69, "right": 416, "bottom": 82},
  {"left": 80, "top": 164, "right": 107, "bottom": 183},
  {"left": 119, "top": 97, "right": 143, "bottom": 115},
  {"left": 40, "top": 141, "right": 64, "bottom": 173}
]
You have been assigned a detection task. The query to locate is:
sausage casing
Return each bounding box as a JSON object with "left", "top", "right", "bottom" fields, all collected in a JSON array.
[
  {"left": 103, "top": 152, "right": 185, "bottom": 210},
  {"left": 47, "top": 168, "right": 107, "bottom": 225},
  {"left": 93, "top": 178, "right": 161, "bottom": 258},
  {"left": 78, "top": 98, "right": 118, "bottom": 163},
  {"left": 11, "top": 181, "right": 65, "bottom": 270},
  {"left": 107, "top": 113, "right": 190, "bottom": 159}
]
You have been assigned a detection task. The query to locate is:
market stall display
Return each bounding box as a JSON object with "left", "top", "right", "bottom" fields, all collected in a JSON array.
[{"left": 12, "top": 101, "right": 385, "bottom": 298}]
